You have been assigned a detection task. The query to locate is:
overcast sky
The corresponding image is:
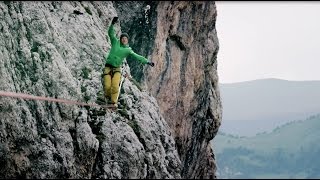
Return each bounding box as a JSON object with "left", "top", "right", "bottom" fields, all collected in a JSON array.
[{"left": 215, "top": 2, "right": 320, "bottom": 83}]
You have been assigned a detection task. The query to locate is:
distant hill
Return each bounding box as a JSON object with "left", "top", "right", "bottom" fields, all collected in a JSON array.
[
  {"left": 211, "top": 114, "right": 320, "bottom": 179},
  {"left": 219, "top": 78, "right": 320, "bottom": 136}
]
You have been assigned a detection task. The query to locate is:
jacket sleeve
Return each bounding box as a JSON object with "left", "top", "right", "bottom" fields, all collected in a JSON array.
[
  {"left": 129, "top": 50, "right": 148, "bottom": 64},
  {"left": 108, "top": 24, "right": 118, "bottom": 45}
]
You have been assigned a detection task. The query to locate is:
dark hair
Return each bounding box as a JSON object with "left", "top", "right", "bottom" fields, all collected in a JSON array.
[{"left": 120, "top": 33, "right": 129, "bottom": 40}]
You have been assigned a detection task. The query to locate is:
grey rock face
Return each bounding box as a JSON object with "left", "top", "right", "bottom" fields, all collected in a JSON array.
[
  {"left": 114, "top": 1, "right": 222, "bottom": 179},
  {"left": 0, "top": 1, "right": 180, "bottom": 179},
  {"left": 0, "top": 1, "right": 221, "bottom": 179},
  {"left": 115, "top": 1, "right": 222, "bottom": 178},
  {"left": 92, "top": 79, "right": 181, "bottom": 179}
]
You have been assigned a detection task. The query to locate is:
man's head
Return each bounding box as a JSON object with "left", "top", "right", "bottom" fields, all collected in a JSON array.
[{"left": 120, "top": 33, "right": 129, "bottom": 45}]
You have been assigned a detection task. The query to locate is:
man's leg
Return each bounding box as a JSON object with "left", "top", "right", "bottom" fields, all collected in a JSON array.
[
  {"left": 103, "top": 67, "right": 112, "bottom": 101},
  {"left": 110, "top": 70, "right": 121, "bottom": 105}
]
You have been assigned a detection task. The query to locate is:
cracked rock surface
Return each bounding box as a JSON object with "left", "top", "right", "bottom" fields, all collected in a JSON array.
[{"left": 0, "top": 1, "right": 221, "bottom": 179}]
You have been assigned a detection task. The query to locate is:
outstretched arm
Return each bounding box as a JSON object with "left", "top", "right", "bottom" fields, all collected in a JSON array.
[
  {"left": 130, "top": 50, "right": 154, "bottom": 67},
  {"left": 107, "top": 17, "right": 118, "bottom": 45},
  {"left": 130, "top": 51, "right": 148, "bottom": 64}
]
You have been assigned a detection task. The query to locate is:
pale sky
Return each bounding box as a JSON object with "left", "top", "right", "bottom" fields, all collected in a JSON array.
[{"left": 216, "top": 1, "right": 320, "bottom": 83}]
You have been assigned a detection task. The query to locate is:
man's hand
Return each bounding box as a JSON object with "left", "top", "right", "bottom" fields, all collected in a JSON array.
[
  {"left": 147, "top": 61, "right": 155, "bottom": 67},
  {"left": 111, "top": 17, "right": 118, "bottom": 25}
]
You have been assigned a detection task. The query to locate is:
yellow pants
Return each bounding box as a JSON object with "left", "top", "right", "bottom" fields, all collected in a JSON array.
[{"left": 103, "top": 66, "right": 121, "bottom": 104}]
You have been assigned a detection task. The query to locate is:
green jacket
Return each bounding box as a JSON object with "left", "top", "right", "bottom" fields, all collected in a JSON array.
[{"left": 105, "top": 24, "right": 148, "bottom": 68}]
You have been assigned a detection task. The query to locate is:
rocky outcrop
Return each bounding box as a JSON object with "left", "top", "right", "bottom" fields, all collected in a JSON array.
[
  {"left": 114, "top": 1, "right": 221, "bottom": 178},
  {"left": 0, "top": 1, "right": 221, "bottom": 179},
  {"left": 0, "top": 1, "right": 180, "bottom": 179}
]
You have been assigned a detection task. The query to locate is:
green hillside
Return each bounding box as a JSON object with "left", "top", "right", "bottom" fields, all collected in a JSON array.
[{"left": 212, "top": 114, "right": 320, "bottom": 179}]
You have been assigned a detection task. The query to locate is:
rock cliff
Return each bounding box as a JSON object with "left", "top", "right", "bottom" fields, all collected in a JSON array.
[{"left": 0, "top": 1, "right": 221, "bottom": 179}]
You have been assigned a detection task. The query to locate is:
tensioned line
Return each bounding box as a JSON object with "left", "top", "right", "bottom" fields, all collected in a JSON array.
[{"left": 0, "top": 91, "right": 108, "bottom": 108}]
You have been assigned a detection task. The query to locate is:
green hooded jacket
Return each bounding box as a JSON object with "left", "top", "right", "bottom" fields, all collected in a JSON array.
[{"left": 104, "top": 24, "right": 148, "bottom": 68}]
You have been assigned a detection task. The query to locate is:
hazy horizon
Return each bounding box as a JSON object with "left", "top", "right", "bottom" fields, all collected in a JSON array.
[
  {"left": 219, "top": 77, "right": 320, "bottom": 85},
  {"left": 216, "top": 2, "right": 320, "bottom": 84},
  {"left": 218, "top": 78, "right": 320, "bottom": 136}
]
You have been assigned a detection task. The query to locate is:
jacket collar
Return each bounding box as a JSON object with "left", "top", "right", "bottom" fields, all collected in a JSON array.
[{"left": 120, "top": 43, "right": 129, "bottom": 48}]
